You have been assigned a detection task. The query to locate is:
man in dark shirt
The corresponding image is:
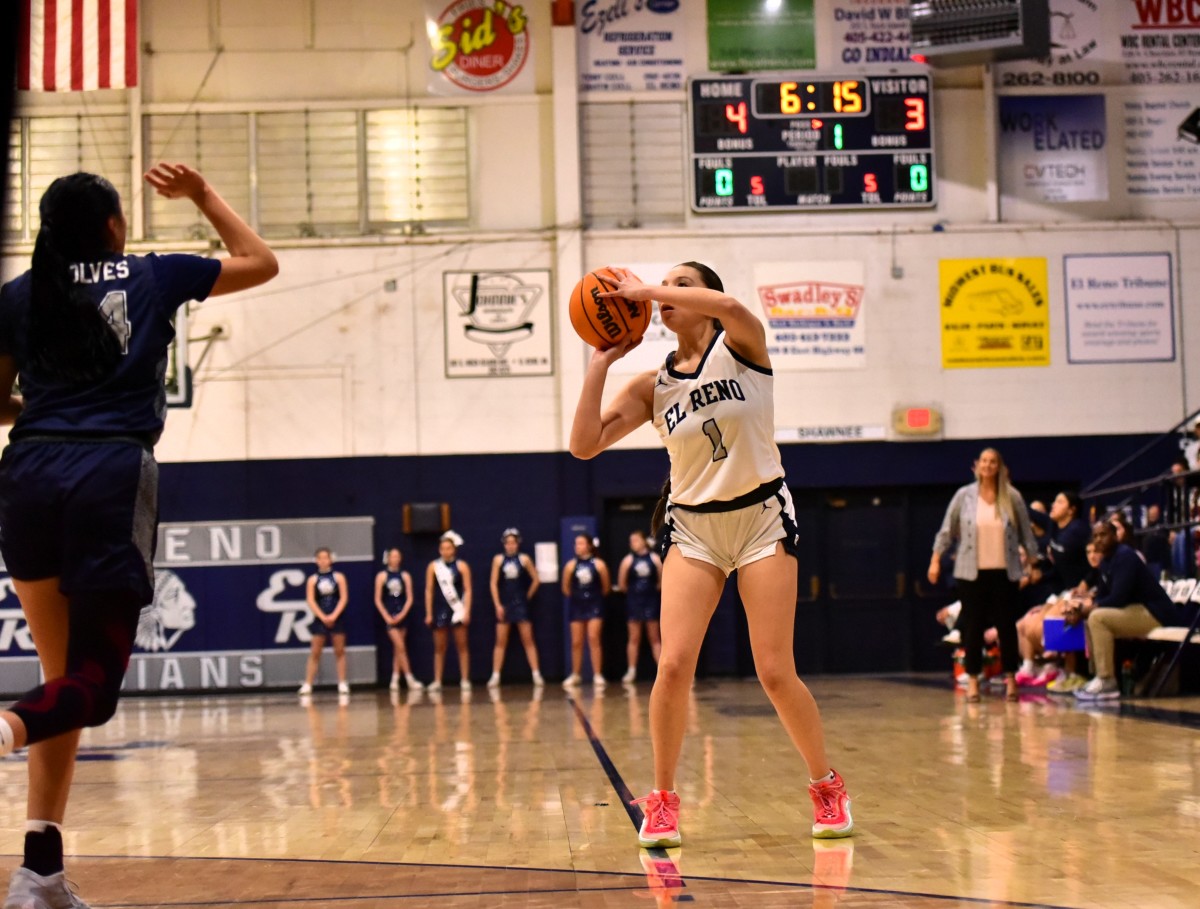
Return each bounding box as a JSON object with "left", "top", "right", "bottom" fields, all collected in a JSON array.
[{"left": 1072, "top": 522, "right": 1193, "bottom": 701}]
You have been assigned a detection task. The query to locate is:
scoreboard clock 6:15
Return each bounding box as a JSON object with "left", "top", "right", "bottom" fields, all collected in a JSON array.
[{"left": 689, "top": 72, "right": 936, "bottom": 212}]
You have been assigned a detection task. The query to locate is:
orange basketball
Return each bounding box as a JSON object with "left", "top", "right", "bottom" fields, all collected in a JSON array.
[{"left": 569, "top": 267, "right": 652, "bottom": 350}]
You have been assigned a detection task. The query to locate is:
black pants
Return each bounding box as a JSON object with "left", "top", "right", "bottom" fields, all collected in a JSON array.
[{"left": 958, "top": 569, "right": 1020, "bottom": 676}]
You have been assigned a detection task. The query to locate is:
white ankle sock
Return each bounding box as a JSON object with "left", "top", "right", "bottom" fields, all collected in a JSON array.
[
  {"left": 1020, "top": 659, "right": 1037, "bottom": 675},
  {"left": 25, "top": 820, "right": 61, "bottom": 834},
  {"left": 810, "top": 770, "right": 836, "bottom": 785}
]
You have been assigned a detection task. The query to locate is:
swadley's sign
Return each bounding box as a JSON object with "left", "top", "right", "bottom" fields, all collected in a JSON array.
[{"left": 0, "top": 517, "right": 378, "bottom": 696}]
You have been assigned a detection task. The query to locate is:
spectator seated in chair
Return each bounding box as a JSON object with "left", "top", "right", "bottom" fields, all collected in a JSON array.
[
  {"left": 1069, "top": 520, "right": 1197, "bottom": 701},
  {"left": 1016, "top": 542, "right": 1102, "bottom": 691}
]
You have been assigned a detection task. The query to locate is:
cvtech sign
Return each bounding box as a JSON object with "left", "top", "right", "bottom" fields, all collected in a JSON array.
[
  {"left": 1132, "top": 0, "right": 1200, "bottom": 27},
  {"left": 429, "top": 0, "right": 530, "bottom": 91}
]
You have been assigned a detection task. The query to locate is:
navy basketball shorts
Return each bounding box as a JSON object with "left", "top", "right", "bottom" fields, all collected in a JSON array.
[
  {"left": 499, "top": 598, "right": 530, "bottom": 624},
  {"left": 626, "top": 594, "right": 661, "bottom": 623},
  {"left": 569, "top": 595, "right": 603, "bottom": 623},
  {"left": 0, "top": 439, "right": 158, "bottom": 603},
  {"left": 660, "top": 483, "right": 800, "bottom": 577}
]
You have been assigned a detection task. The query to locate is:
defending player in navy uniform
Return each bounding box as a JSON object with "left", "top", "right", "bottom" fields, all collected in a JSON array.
[
  {"left": 618, "top": 530, "right": 663, "bottom": 684},
  {"left": 425, "top": 531, "right": 473, "bottom": 692},
  {"left": 0, "top": 163, "right": 277, "bottom": 908},
  {"left": 488, "top": 529, "right": 544, "bottom": 688},
  {"left": 298, "top": 548, "right": 351, "bottom": 697},
  {"left": 570, "top": 262, "right": 853, "bottom": 849},
  {"left": 560, "top": 534, "right": 611, "bottom": 689},
  {"left": 374, "top": 548, "right": 423, "bottom": 692}
]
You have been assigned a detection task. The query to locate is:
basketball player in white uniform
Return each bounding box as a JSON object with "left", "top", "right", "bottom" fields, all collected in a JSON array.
[{"left": 570, "top": 262, "right": 853, "bottom": 847}]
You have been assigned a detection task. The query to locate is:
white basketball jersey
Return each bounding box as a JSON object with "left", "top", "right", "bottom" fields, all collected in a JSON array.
[{"left": 652, "top": 332, "right": 783, "bottom": 507}]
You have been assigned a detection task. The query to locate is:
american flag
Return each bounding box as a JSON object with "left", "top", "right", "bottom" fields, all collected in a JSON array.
[{"left": 17, "top": 0, "right": 138, "bottom": 92}]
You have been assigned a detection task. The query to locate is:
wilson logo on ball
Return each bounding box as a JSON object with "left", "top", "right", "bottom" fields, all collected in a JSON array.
[{"left": 569, "top": 267, "right": 651, "bottom": 350}]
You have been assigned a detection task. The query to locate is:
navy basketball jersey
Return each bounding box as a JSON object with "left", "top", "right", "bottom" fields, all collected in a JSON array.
[
  {"left": 383, "top": 570, "right": 407, "bottom": 613},
  {"left": 627, "top": 552, "right": 658, "bottom": 598},
  {"left": 498, "top": 554, "right": 529, "bottom": 606},
  {"left": 571, "top": 558, "right": 601, "bottom": 601},
  {"left": 314, "top": 570, "right": 339, "bottom": 612},
  {"left": 0, "top": 252, "right": 221, "bottom": 441}
]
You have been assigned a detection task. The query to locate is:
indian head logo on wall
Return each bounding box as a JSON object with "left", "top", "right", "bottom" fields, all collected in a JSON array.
[
  {"left": 426, "top": 0, "right": 532, "bottom": 94},
  {"left": 136, "top": 570, "right": 197, "bottom": 652}
]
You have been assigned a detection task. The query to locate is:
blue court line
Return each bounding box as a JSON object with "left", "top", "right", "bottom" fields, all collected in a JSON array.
[
  {"left": 566, "top": 694, "right": 643, "bottom": 828},
  {"left": 565, "top": 693, "right": 690, "bottom": 901}
]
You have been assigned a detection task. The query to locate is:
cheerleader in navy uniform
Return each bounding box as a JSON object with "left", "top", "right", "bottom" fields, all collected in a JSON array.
[
  {"left": 0, "top": 163, "right": 277, "bottom": 907},
  {"left": 298, "top": 548, "right": 351, "bottom": 696},
  {"left": 561, "top": 534, "right": 611, "bottom": 689},
  {"left": 374, "top": 548, "right": 423, "bottom": 692},
  {"left": 570, "top": 262, "right": 852, "bottom": 848},
  {"left": 488, "top": 529, "right": 544, "bottom": 688},
  {"left": 425, "top": 531, "right": 473, "bottom": 692},
  {"left": 618, "top": 530, "right": 663, "bottom": 683}
]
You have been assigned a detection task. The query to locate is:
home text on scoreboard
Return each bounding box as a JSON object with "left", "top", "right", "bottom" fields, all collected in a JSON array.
[{"left": 689, "top": 73, "right": 936, "bottom": 213}]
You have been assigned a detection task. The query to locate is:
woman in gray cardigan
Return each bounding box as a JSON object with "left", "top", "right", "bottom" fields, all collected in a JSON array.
[{"left": 928, "top": 448, "right": 1038, "bottom": 701}]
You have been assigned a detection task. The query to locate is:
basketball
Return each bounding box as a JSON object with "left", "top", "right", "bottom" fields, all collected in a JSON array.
[{"left": 569, "top": 267, "right": 652, "bottom": 350}]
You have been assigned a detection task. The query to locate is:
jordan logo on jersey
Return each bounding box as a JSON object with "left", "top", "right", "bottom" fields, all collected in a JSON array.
[{"left": 664, "top": 378, "right": 746, "bottom": 434}]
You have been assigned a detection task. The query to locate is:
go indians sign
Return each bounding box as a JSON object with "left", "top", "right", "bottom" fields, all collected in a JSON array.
[{"left": 427, "top": 0, "right": 530, "bottom": 92}]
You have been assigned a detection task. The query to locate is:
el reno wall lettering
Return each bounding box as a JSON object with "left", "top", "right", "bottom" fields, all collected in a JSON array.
[{"left": 0, "top": 518, "right": 377, "bottom": 696}]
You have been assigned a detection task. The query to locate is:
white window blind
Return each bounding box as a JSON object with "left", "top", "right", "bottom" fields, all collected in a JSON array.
[
  {"left": 256, "top": 110, "right": 361, "bottom": 238},
  {"left": 581, "top": 101, "right": 686, "bottom": 228},
  {"left": 366, "top": 107, "right": 469, "bottom": 228},
  {"left": 3, "top": 121, "right": 22, "bottom": 240},
  {"left": 28, "top": 114, "right": 132, "bottom": 212},
  {"left": 145, "top": 113, "right": 252, "bottom": 241}
]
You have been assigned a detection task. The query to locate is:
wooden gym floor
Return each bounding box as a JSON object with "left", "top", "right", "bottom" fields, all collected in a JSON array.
[{"left": 0, "top": 676, "right": 1197, "bottom": 908}]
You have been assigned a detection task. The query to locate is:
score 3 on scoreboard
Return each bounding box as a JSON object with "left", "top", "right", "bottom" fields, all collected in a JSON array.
[{"left": 689, "top": 73, "right": 936, "bottom": 213}]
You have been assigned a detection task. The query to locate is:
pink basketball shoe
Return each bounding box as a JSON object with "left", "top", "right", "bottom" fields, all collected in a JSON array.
[
  {"left": 810, "top": 770, "right": 854, "bottom": 838},
  {"left": 630, "top": 789, "right": 681, "bottom": 848}
]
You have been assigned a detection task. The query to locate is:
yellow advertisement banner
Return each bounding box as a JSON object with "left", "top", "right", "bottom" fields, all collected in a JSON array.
[{"left": 940, "top": 258, "right": 1049, "bottom": 369}]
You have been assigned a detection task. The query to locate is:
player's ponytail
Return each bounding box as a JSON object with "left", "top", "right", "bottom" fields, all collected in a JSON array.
[
  {"left": 650, "top": 475, "right": 671, "bottom": 539},
  {"left": 28, "top": 173, "right": 124, "bottom": 384}
]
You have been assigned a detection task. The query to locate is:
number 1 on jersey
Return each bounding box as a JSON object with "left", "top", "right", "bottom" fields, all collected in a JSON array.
[{"left": 702, "top": 418, "right": 728, "bottom": 462}]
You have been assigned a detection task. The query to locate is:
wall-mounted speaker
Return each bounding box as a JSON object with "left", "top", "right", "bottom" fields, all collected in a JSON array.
[
  {"left": 911, "top": 0, "right": 1050, "bottom": 67},
  {"left": 403, "top": 502, "right": 451, "bottom": 534}
]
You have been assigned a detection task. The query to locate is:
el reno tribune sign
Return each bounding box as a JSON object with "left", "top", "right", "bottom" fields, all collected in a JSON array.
[{"left": 0, "top": 517, "right": 377, "bottom": 696}]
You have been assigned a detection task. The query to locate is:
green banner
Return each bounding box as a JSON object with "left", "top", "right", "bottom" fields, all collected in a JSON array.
[{"left": 707, "top": 0, "right": 815, "bottom": 72}]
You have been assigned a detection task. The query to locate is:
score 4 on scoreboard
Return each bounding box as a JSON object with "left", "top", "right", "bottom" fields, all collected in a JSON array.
[{"left": 689, "top": 72, "right": 935, "bottom": 212}]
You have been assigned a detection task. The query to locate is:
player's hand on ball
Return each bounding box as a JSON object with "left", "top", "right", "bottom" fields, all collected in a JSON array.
[
  {"left": 597, "top": 266, "right": 652, "bottom": 301},
  {"left": 591, "top": 333, "right": 641, "bottom": 368}
]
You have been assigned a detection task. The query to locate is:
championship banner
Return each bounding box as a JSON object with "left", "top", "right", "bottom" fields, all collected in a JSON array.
[
  {"left": 706, "top": 0, "right": 815, "bottom": 71},
  {"left": 0, "top": 518, "right": 378, "bottom": 696},
  {"left": 444, "top": 269, "right": 553, "bottom": 377},
  {"left": 425, "top": 0, "right": 534, "bottom": 95},
  {"left": 998, "top": 94, "right": 1108, "bottom": 203},
  {"left": 995, "top": 0, "right": 1200, "bottom": 87},
  {"left": 577, "top": 0, "right": 686, "bottom": 93},
  {"left": 815, "top": 0, "right": 912, "bottom": 70},
  {"left": 940, "top": 259, "right": 1050, "bottom": 369},
  {"left": 753, "top": 261, "right": 867, "bottom": 370}
]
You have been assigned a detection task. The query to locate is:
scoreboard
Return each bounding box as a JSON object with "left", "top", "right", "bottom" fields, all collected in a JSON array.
[{"left": 689, "top": 72, "right": 936, "bottom": 212}]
